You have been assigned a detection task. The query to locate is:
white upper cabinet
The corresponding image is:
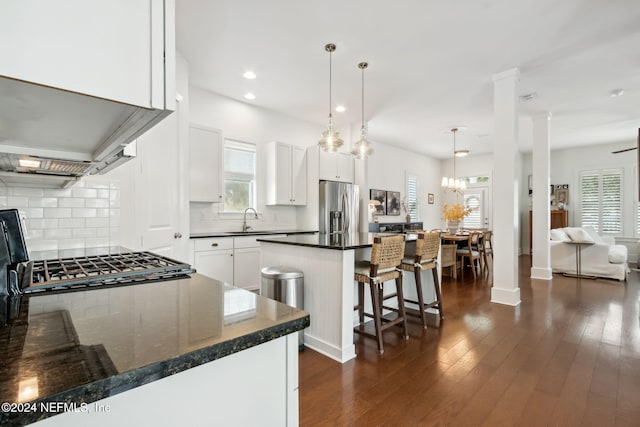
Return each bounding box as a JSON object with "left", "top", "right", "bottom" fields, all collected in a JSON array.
[
  {"left": 0, "top": 0, "right": 175, "bottom": 165},
  {"left": 265, "top": 142, "right": 307, "bottom": 205},
  {"left": 189, "top": 124, "right": 223, "bottom": 203},
  {"left": 319, "top": 150, "right": 354, "bottom": 183}
]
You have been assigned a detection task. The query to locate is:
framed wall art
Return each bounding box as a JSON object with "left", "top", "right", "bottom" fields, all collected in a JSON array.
[
  {"left": 369, "top": 189, "right": 386, "bottom": 215},
  {"left": 386, "top": 191, "right": 401, "bottom": 216}
]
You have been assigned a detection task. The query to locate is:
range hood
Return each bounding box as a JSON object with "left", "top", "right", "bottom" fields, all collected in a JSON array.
[{"left": 0, "top": 76, "right": 171, "bottom": 188}]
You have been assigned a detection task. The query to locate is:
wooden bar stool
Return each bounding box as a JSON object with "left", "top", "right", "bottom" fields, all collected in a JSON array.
[
  {"left": 399, "top": 231, "right": 443, "bottom": 328},
  {"left": 354, "top": 235, "right": 408, "bottom": 354},
  {"left": 440, "top": 244, "right": 458, "bottom": 279}
]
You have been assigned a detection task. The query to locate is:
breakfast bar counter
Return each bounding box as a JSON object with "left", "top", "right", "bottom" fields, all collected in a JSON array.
[
  {"left": 258, "top": 233, "right": 435, "bottom": 363},
  {"left": 0, "top": 274, "right": 309, "bottom": 426}
]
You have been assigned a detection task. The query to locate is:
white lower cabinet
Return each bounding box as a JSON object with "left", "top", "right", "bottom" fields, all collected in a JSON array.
[
  {"left": 193, "top": 238, "right": 234, "bottom": 284},
  {"left": 233, "top": 247, "right": 261, "bottom": 290},
  {"left": 192, "top": 235, "right": 286, "bottom": 290}
]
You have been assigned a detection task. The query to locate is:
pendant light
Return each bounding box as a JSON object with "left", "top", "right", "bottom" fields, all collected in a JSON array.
[
  {"left": 318, "top": 43, "right": 344, "bottom": 152},
  {"left": 441, "top": 128, "right": 467, "bottom": 192},
  {"left": 351, "top": 62, "right": 374, "bottom": 159}
]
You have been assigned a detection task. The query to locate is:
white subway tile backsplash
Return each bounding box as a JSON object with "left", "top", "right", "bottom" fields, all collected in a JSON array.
[
  {"left": 86, "top": 218, "right": 109, "bottom": 228},
  {"left": 28, "top": 229, "right": 44, "bottom": 239},
  {"left": 27, "top": 239, "right": 59, "bottom": 251},
  {"left": 11, "top": 188, "right": 44, "bottom": 197},
  {"left": 27, "top": 218, "right": 59, "bottom": 230},
  {"left": 29, "top": 197, "right": 58, "bottom": 208},
  {"left": 44, "top": 188, "right": 73, "bottom": 198},
  {"left": 97, "top": 228, "right": 110, "bottom": 237},
  {"left": 72, "top": 188, "right": 97, "bottom": 198},
  {"left": 7, "top": 196, "right": 29, "bottom": 207},
  {"left": 23, "top": 208, "right": 44, "bottom": 218},
  {"left": 6, "top": 178, "right": 121, "bottom": 251},
  {"left": 58, "top": 239, "right": 86, "bottom": 250},
  {"left": 73, "top": 228, "right": 97, "bottom": 238},
  {"left": 72, "top": 208, "right": 97, "bottom": 218},
  {"left": 58, "top": 218, "right": 85, "bottom": 228},
  {"left": 85, "top": 237, "right": 109, "bottom": 247},
  {"left": 59, "top": 198, "right": 85, "bottom": 208},
  {"left": 44, "top": 207, "right": 72, "bottom": 218},
  {"left": 85, "top": 198, "right": 109, "bottom": 208},
  {"left": 45, "top": 228, "right": 72, "bottom": 239}
]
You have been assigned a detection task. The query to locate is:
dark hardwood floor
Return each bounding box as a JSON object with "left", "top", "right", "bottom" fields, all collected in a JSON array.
[{"left": 299, "top": 257, "right": 640, "bottom": 426}]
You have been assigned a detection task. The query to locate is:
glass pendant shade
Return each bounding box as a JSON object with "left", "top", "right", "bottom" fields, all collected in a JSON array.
[
  {"left": 319, "top": 43, "right": 343, "bottom": 152},
  {"left": 352, "top": 61, "right": 373, "bottom": 159},
  {"left": 350, "top": 126, "right": 374, "bottom": 159},
  {"left": 319, "top": 114, "right": 343, "bottom": 152}
]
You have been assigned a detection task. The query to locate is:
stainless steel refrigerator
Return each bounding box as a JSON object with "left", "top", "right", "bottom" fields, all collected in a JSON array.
[{"left": 319, "top": 180, "right": 359, "bottom": 234}]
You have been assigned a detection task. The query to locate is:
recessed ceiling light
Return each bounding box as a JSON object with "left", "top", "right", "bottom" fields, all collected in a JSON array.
[
  {"left": 455, "top": 150, "right": 469, "bottom": 158},
  {"left": 244, "top": 92, "right": 256, "bottom": 100},
  {"left": 243, "top": 71, "right": 256, "bottom": 80},
  {"left": 610, "top": 89, "right": 624, "bottom": 98},
  {"left": 335, "top": 105, "right": 346, "bottom": 113}
]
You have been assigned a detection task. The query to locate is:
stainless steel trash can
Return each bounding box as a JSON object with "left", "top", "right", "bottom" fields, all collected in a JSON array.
[{"left": 261, "top": 266, "right": 305, "bottom": 350}]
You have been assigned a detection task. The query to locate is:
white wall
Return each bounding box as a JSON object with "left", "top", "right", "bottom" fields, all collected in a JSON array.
[
  {"left": 521, "top": 140, "right": 637, "bottom": 253},
  {"left": 367, "top": 142, "right": 442, "bottom": 230},
  {"left": 188, "top": 88, "right": 320, "bottom": 233}
]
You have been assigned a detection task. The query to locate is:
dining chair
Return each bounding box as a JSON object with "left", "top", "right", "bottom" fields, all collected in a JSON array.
[
  {"left": 398, "top": 231, "right": 443, "bottom": 328},
  {"left": 456, "top": 232, "right": 482, "bottom": 278},
  {"left": 479, "top": 230, "right": 493, "bottom": 270},
  {"left": 353, "top": 235, "right": 408, "bottom": 354}
]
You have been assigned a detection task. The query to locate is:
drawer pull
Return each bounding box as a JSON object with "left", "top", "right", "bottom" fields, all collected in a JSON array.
[{"left": 211, "top": 243, "right": 219, "bottom": 247}]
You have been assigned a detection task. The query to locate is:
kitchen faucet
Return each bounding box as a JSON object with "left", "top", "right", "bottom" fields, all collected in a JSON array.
[{"left": 242, "top": 208, "right": 259, "bottom": 232}]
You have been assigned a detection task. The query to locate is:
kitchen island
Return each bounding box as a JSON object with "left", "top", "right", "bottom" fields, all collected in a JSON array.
[
  {"left": 0, "top": 273, "right": 309, "bottom": 426},
  {"left": 258, "top": 233, "right": 439, "bottom": 363}
]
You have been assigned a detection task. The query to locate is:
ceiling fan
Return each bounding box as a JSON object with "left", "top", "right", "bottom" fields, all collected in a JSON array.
[{"left": 612, "top": 128, "right": 640, "bottom": 154}]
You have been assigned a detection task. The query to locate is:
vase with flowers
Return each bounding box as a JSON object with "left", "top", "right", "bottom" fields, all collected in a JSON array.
[{"left": 442, "top": 203, "right": 471, "bottom": 234}]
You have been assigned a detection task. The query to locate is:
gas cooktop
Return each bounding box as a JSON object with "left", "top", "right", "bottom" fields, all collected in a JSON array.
[{"left": 22, "top": 251, "right": 196, "bottom": 294}]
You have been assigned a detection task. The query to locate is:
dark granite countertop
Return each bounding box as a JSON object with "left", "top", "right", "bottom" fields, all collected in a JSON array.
[
  {"left": 0, "top": 274, "right": 309, "bottom": 426},
  {"left": 257, "top": 232, "right": 417, "bottom": 250},
  {"left": 190, "top": 230, "right": 317, "bottom": 239}
]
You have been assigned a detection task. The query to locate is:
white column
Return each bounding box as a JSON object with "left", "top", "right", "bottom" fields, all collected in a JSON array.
[
  {"left": 491, "top": 68, "right": 521, "bottom": 306},
  {"left": 530, "top": 113, "right": 553, "bottom": 280}
]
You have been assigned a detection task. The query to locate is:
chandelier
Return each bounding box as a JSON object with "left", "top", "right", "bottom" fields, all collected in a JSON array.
[
  {"left": 318, "top": 43, "right": 344, "bottom": 152},
  {"left": 441, "top": 127, "right": 467, "bottom": 192}
]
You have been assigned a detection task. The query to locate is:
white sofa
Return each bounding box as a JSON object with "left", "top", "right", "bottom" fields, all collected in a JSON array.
[{"left": 549, "top": 226, "right": 629, "bottom": 281}]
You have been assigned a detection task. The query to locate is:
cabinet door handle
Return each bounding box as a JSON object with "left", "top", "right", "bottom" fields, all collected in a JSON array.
[{"left": 211, "top": 243, "right": 218, "bottom": 247}]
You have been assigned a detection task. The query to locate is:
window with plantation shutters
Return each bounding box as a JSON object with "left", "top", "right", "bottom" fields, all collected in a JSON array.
[
  {"left": 579, "top": 169, "right": 622, "bottom": 234},
  {"left": 407, "top": 176, "right": 418, "bottom": 221}
]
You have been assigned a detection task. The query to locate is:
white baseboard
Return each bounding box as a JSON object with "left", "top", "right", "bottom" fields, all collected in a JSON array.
[{"left": 491, "top": 287, "right": 521, "bottom": 306}]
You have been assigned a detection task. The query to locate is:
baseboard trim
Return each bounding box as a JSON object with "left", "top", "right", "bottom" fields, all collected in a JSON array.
[
  {"left": 530, "top": 267, "right": 553, "bottom": 280},
  {"left": 491, "top": 287, "right": 521, "bottom": 306}
]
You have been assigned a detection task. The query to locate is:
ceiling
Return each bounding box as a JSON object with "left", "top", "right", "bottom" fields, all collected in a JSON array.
[{"left": 176, "top": 0, "right": 640, "bottom": 159}]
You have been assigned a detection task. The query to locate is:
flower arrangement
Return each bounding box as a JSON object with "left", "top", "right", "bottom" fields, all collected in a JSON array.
[{"left": 442, "top": 203, "right": 471, "bottom": 221}]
